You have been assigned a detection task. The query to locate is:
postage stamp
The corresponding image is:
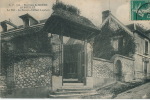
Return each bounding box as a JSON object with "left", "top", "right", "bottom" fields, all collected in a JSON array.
[{"left": 131, "top": 0, "right": 150, "bottom": 20}]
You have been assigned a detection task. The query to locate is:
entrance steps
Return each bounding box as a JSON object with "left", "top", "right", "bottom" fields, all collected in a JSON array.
[
  {"left": 63, "top": 83, "right": 84, "bottom": 86},
  {"left": 49, "top": 83, "right": 98, "bottom": 98}
]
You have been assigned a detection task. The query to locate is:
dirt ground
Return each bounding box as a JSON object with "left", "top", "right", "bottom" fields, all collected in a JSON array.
[
  {"left": 115, "top": 82, "right": 150, "bottom": 99},
  {"left": 80, "top": 81, "right": 150, "bottom": 99}
]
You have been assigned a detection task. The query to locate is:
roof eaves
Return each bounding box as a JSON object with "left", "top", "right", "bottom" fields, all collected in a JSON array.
[
  {"left": 134, "top": 30, "right": 150, "bottom": 40},
  {"left": 110, "top": 14, "right": 133, "bottom": 36},
  {"left": 19, "top": 13, "right": 39, "bottom": 23},
  {"left": 52, "top": 9, "right": 100, "bottom": 31},
  {"left": 1, "top": 23, "right": 45, "bottom": 39},
  {"left": 3, "top": 20, "right": 18, "bottom": 28},
  {"left": 1, "top": 21, "right": 45, "bottom": 34}
]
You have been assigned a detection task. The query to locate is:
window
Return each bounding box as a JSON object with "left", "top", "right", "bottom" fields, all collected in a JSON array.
[
  {"left": 24, "top": 18, "right": 29, "bottom": 27},
  {"left": 111, "top": 36, "right": 123, "bottom": 51},
  {"left": 145, "top": 40, "right": 149, "bottom": 55},
  {"left": 7, "top": 42, "right": 14, "bottom": 51},
  {"left": 135, "top": 43, "right": 139, "bottom": 52},
  {"left": 112, "top": 38, "right": 118, "bottom": 51}
]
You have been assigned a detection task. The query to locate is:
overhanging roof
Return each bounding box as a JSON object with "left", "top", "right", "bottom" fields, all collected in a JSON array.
[
  {"left": 127, "top": 24, "right": 150, "bottom": 40},
  {"left": 43, "top": 9, "right": 100, "bottom": 40}
]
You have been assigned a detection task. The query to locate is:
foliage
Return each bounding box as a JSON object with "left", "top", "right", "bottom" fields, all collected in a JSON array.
[
  {"left": 93, "top": 22, "right": 136, "bottom": 60},
  {"left": 119, "top": 33, "right": 136, "bottom": 56},
  {"left": 52, "top": 2, "right": 80, "bottom": 15}
]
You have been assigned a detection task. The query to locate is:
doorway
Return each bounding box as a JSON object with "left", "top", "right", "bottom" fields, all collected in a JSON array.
[
  {"left": 115, "top": 60, "right": 123, "bottom": 81},
  {"left": 143, "top": 61, "right": 148, "bottom": 79},
  {"left": 63, "top": 44, "right": 84, "bottom": 83}
]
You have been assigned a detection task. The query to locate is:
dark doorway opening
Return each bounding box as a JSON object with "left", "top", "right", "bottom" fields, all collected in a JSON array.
[
  {"left": 63, "top": 44, "right": 84, "bottom": 83},
  {"left": 115, "top": 60, "right": 123, "bottom": 81},
  {"left": 144, "top": 61, "right": 148, "bottom": 80}
]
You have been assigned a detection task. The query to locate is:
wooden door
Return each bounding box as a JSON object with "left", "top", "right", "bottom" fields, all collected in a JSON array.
[
  {"left": 63, "top": 45, "right": 78, "bottom": 79},
  {"left": 77, "top": 51, "right": 84, "bottom": 82}
]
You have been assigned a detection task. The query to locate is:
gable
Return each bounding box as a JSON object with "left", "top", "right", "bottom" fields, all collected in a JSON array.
[{"left": 100, "top": 13, "right": 133, "bottom": 36}]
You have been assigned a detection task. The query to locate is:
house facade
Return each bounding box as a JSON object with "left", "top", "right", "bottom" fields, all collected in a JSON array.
[
  {"left": 0, "top": 3, "right": 150, "bottom": 98},
  {"left": 132, "top": 26, "right": 150, "bottom": 80},
  {"left": 93, "top": 10, "right": 150, "bottom": 83}
]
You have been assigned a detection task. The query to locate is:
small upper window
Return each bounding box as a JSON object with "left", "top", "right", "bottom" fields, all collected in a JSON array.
[
  {"left": 111, "top": 36, "right": 123, "bottom": 51},
  {"left": 111, "top": 38, "right": 119, "bottom": 51},
  {"left": 145, "top": 40, "right": 149, "bottom": 55},
  {"left": 19, "top": 13, "right": 38, "bottom": 27}
]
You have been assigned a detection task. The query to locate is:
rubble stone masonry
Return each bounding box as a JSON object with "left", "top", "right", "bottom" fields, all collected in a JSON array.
[
  {"left": 93, "top": 57, "right": 114, "bottom": 88},
  {"left": 6, "top": 56, "right": 52, "bottom": 97}
]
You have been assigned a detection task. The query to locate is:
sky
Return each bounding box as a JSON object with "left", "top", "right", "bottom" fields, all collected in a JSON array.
[{"left": 0, "top": 0, "right": 150, "bottom": 32}]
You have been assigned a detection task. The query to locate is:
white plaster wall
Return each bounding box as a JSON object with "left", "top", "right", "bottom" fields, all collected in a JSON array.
[{"left": 133, "top": 33, "right": 150, "bottom": 79}]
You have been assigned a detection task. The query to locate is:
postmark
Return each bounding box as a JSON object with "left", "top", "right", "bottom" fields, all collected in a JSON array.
[{"left": 131, "top": 0, "right": 150, "bottom": 20}]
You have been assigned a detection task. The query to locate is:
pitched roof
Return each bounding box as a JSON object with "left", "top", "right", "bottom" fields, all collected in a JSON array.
[
  {"left": 19, "top": 13, "right": 39, "bottom": 23},
  {"left": 44, "top": 9, "right": 100, "bottom": 40},
  {"left": 100, "top": 11, "right": 150, "bottom": 40},
  {"left": 0, "top": 20, "right": 18, "bottom": 28},
  {"left": 52, "top": 9, "right": 99, "bottom": 30},
  {"left": 100, "top": 13, "right": 134, "bottom": 36},
  {"left": 126, "top": 24, "right": 150, "bottom": 40},
  {"left": 1, "top": 18, "right": 47, "bottom": 33},
  {"left": 1, "top": 17, "right": 48, "bottom": 41},
  {"left": 1, "top": 23, "right": 44, "bottom": 41}
]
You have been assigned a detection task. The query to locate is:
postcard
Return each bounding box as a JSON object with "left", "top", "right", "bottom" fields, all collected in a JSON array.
[{"left": 0, "top": 0, "right": 150, "bottom": 99}]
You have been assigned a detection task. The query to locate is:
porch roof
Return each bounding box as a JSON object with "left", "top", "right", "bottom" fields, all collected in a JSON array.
[{"left": 43, "top": 9, "right": 100, "bottom": 40}]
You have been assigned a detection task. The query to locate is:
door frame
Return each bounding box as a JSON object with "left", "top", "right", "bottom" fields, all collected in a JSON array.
[{"left": 62, "top": 42, "right": 87, "bottom": 84}]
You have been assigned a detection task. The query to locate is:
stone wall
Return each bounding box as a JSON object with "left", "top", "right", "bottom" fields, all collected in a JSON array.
[
  {"left": 93, "top": 57, "right": 115, "bottom": 88},
  {"left": 111, "top": 54, "right": 135, "bottom": 82},
  {"left": 0, "top": 76, "right": 7, "bottom": 97},
  {"left": 93, "top": 54, "right": 135, "bottom": 88},
  {"left": 6, "top": 56, "right": 52, "bottom": 98}
]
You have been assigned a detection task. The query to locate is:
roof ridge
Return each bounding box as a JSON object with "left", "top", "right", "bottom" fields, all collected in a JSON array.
[
  {"left": 100, "top": 12, "right": 133, "bottom": 36},
  {"left": 109, "top": 14, "right": 133, "bottom": 36}
]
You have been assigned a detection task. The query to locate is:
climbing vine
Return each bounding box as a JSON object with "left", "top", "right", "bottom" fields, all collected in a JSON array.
[{"left": 93, "top": 22, "right": 136, "bottom": 60}]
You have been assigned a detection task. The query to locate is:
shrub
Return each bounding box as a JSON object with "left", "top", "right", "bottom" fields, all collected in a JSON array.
[{"left": 52, "top": 2, "right": 80, "bottom": 15}]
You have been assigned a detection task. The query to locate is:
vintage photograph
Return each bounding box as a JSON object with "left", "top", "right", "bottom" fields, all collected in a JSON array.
[{"left": 0, "top": 0, "right": 150, "bottom": 99}]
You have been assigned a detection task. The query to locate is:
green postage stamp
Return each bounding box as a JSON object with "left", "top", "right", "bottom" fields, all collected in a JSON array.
[{"left": 131, "top": 0, "right": 150, "bottom": 20}]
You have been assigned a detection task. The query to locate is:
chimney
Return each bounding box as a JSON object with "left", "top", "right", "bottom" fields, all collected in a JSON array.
[
  {"left": 19, "top": 13, "right": 38, "bottom": 27},
  {"left": 0, "top": 20, "right": 17, "bottom": 32},
  {"left": 102, "top": 10, "right": 111, "bottom": 22},
  {"left": 0, "top": 22, "right": 7, "bottom": 32}
]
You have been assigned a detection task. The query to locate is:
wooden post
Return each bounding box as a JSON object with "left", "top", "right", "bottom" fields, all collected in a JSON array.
[
  {"left": 61, "top": 37, "right": 64, "bottom": 76},
  {"left": 84, "top": 39, "right": 87, "bottom": 85},
  {"left": 59, "top": 23, "right": 64, "bottom": 85}
]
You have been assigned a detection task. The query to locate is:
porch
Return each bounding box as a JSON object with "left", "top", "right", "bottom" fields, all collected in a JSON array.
[{"left": 43, "top": 7, "right": 100, "bottom": 90}]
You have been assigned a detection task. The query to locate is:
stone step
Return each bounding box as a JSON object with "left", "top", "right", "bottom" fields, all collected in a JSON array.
[
  {"left": 54, "top": 89, "right": 97, "bottom": 95},
  {"left": 49, "top": 92, "right": 98, "bottom": 98},
  {"left": 63, "top": 83, "right": 84, "bottom": 86},
  {"left": 58, "top": 86, "right": 92, "bottom": 91},
  {"left": 63, "top": 79, "right": 78, "bottom": 81}
]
